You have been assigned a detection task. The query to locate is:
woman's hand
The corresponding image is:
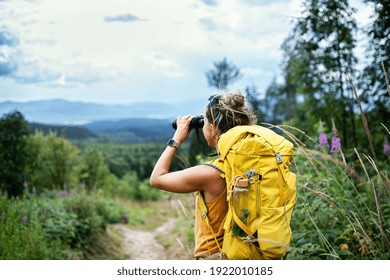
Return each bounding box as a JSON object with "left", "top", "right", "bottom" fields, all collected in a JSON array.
[{"left": 172, "top": 115, "right": 194, "bottom": 144}]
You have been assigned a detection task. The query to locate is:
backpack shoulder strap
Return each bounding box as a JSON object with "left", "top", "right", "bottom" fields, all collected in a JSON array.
[
  {"left": 203, "top": 158, "right": 225, "bottom": 178},
  {"left": 198, "top": 191, "right": 222, "bottom": 252},
  {"left": 197, "top": 158, "right": 226, "bottom": 253}
]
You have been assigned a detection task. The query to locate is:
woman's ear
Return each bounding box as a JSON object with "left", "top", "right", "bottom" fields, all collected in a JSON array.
[{"left": 212, "top": 128, "right": 220, "bottom": 140}]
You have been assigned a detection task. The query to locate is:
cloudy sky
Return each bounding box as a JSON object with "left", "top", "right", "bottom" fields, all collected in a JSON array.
[{"left": 0, "top": 0, "right": 371, "bottom": 105}]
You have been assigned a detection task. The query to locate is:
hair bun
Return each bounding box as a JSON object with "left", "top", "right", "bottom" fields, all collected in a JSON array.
[{"left": 222, "top": 91, "right": 245, "bottom": 109}]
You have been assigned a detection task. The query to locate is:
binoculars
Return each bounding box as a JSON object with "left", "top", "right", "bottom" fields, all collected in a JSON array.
[{"left": 172, "top": 115, "right": 204, "bottom": 130}]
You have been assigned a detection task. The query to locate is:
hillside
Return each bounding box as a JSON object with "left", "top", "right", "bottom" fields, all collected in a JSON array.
[
  {"left": 82, "top": 118, "right": 174, "bottom": 142},
  {"left": 28, "top": 123, "right": 97, "bottom": 140},
  {"left": 28, "top": 118, "right": 175, "bottom": 143}
]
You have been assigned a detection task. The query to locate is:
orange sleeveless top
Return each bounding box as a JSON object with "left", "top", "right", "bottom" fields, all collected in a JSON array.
[{"left": 193, "top": 159, "right": 227, "bottom": 258}]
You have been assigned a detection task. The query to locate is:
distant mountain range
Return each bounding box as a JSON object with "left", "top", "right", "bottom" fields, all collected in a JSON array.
[
  {"left": 28, "top": 118, "right": 176, "bottom": 143},
  {"left": 0, "top": 98, "right": 206, "bottom": 125},
  {"left": 0, "top": 99, "right": 207, "bottom": 143}
]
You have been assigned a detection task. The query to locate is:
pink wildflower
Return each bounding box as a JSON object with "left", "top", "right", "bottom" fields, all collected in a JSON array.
[
  {"left": 319, "top": 132, "right": 329, "bottom": 148},
  {"left": 318, "top": 119, "right": 329, "bottom": 149},
  {"left": 22, "top": 215, "right": 28, "bottom": 223},
  {"left": 330, "top": 118, "right": 342, "bottom": 155},
  {"left": 330, "top": 136, "right": 342, "bottom": 154}
]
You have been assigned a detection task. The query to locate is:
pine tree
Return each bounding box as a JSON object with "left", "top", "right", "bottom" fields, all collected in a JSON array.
[{"left": 205, "top": 57, "right": 242, "bottom": 89}]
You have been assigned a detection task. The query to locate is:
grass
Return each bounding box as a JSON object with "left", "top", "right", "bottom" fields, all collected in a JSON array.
[
  {"left": 82, "top": 226, "right": 129, "bottom": 260},
  {"left": 116, "top": 198, "right": 175, "bottom": 231}
]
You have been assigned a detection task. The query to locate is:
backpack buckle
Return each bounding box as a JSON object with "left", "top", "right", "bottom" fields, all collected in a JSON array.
[
  {"left": 243, "top": 236, "right": 258, "bottom": 244},
  {"left": 245, "top": 169, "right": 257, "bottom": 184},
  {"left": 275, "top": 152, "right": 283, "bottom": 164}
]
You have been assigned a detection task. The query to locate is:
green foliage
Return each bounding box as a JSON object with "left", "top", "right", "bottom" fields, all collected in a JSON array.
[
  {"left": 136, "top": 179, "right": 164, "bottom": 201},
  {"left": 0, "top": 195, "right": 66, "bottom": 259},
  {"left": 75, "top": 141, "right": 186, "bottom": 181},
  {"left": 25, "top": 132, "right": 117, "bottom": 196},
  {"left": 28, "top": 122, "right": 97, "bottom": 140},
  {"left": 245, "top": 86, "right": 267, "bottom": 123},
  {"left": 104, "top": 171, "right": 140, "bottom": 199},
  {"left": 27, "top": 132, "right": 81, "bottom": 190},
  {"left": 0, "top": 185, "right": 124, "bottom": 259},
  {"left": 65, "top": 192, "right": 105, "bottom": 249},
  {"left": 263, "top": 81, "right": 288, "bottom": 124},
  {"left": 0, "top": 111, "right": 31, "bottom": 197},
  {"left": 104, "top": 173, "right": 164, "bottom": 201},
  {"left": 36, "top": 195, "right": 78, "bottom": 246},
  {"left": 79, "top": 147, "right": 115, "bottom": 191}
]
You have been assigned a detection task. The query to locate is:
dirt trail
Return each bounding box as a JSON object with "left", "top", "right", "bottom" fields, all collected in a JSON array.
[{"left": 113, "top": 219, "right": 176, "bottom": 260}]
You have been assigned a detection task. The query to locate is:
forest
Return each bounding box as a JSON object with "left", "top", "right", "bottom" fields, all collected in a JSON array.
[{"left": 0, "top": 0, "right": 389, "bottom": 260}]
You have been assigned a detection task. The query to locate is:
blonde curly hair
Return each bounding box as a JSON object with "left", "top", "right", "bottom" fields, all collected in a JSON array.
[{"left": 205, "top": 90, "right": 257, "bottom": 134}]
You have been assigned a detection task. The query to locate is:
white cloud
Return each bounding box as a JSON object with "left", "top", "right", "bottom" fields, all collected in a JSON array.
[
  {"left": 0, "top": 0, "right": 303, "bottom": 103},
  {"left": 145, "top": 54, "right": 187, "bottom": 78}
]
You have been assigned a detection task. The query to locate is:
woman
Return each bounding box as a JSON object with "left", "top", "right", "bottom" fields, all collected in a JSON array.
[{"left": 150, "top": 90, "right": 257, "bottom": 259}]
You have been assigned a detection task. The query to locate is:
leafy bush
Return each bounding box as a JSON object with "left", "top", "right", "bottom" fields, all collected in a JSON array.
[
  {"left": 0, "top": 184, "right": 125, "bottom": 259},
  {"left": 27, "top": 132, "right": 81, "bottom": 190},
  {"left": 103, "top": 172, "right": 164, "bottom": 201},
  {"left": 37, "top": 196, "right": 78, "bottom": 246},
  {"left": 136, "top": 179, "right": 164, "bottom": 201},
  {"left": 79, "top": 147, "right": 115, "bottom": 191},
  {"left": 65, "top": 193, "right": 105, "bottom": 249},
  {"left": 104, "top": 172, "right": 139, "bottom": 199},
  {"left": 0, "top": 195, "right": 66, "bottom": 259},
  {"left": 92, "top": 193, "right": 124, "bottom": 224}
]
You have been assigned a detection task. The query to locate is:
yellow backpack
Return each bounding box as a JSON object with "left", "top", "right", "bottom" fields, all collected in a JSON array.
[{"left": 200, "top": 125, "right": 296, "bottom": 259}]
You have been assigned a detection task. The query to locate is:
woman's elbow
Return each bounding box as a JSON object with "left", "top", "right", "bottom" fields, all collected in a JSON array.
[{"left": 149, "top": 176, "right": 160, "bottom": 189}]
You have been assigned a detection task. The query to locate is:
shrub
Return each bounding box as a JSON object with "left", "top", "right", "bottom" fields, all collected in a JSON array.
[
  {"left": 79, "top": 148, "right": 115, "bottom": 191},
  {"left": 27, "top": 132, "right": 81, "bottom": 190},
  {"left": 136, "top": 179, "right": 164, "bottom": 201},
  {"left": 0, "top": 195, "right": 66, "bottom": 259},
  {"left": 0, "top": 183, "right": 125, "bottom": 259}
]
